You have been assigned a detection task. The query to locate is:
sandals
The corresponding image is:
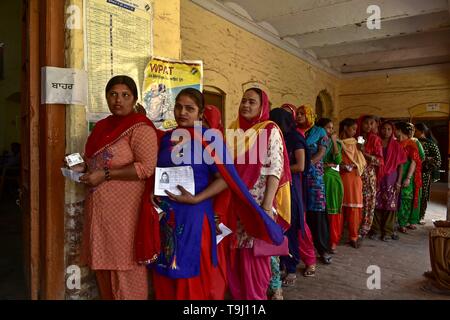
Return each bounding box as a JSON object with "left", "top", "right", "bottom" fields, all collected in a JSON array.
[
  {"left": 303, "top": 265, "right": 316, "bottom": 277},
  {"left": 407, "top": 224, "right": 417, "bottom": 230},
  {"left": 271, "top": 288, "right": 284, "bottom": 300},
  {"left": 281, "top": 273, "right": 297, "bottom": 287},
  {"left": 398, "top": 227, "right": 408, "bottom": 234}
]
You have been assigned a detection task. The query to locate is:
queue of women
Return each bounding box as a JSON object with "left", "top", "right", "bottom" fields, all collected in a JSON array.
[{"left": 74, "top": 75, "right": 442, "bottom": 300}]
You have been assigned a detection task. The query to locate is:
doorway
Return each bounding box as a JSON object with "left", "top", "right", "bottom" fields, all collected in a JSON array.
[
  {"left": 0, "top": 0, "right": 26, "bottom": 299},
  {"left": 411, "top": 118, "right": 449, "bottom": 183}
]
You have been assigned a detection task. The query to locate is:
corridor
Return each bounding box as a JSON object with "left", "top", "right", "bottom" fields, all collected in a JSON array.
[{"left": 284, "top": 183, "right": 450, "bottom": 300}]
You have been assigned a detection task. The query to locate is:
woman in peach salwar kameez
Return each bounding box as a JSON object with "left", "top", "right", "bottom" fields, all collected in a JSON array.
[
  {"left": 339, "top": 118, "right": 367, "bottom": 249},
  {"left": 80, "top": 75, "right": 158, "bottom": 300}
]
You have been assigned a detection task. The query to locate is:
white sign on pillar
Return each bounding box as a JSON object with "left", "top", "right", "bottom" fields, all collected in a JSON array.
[{"left": 41, "top": 66, "right": 88, "bottom": 105}]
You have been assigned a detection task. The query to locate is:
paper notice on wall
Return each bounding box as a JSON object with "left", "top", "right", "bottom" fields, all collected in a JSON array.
[
  {"left": 142, "top": 57, "right": 203, "bottom": 130},
  {"left": 85, "top": 0, "right": 153, "bottom": 114},
  {"left": 41, "top": 67, "right": 88, "bottom": 105}
]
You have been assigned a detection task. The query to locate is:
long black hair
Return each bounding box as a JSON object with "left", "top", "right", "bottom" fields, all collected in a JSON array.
[
  {"left": 414, "top": 122, "right": 438, "bottom": 144},
  {"left": 395, "top": 121, "right": 413, "bottom": 136},
  {"left": 317, "top": 117, "right": 332, "bottom": 129},
  {"left": 339, "top": 118, "right": 356, "bottom": 135}
]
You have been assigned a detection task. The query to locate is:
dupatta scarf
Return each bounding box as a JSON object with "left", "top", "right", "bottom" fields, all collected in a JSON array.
[
  {"left": 296, "top": 104, "right": 316, "bottom": 137},
  {"left": 85, "top": 112, "right": 162, "bottom": 266},
  {"left": 228, "top": 90, "right": 292, "bottom": 230},
  {"left": 85, "top": 112, "right": 157, "bottom": 158},
  {"left": 340, "top": 138, "right": 367, "bottom": 176},
  {"left": 378, "top": 122, "right": 407, "bottom": 179},
  {"left": 136, "top": 121, "right": 288, "bottom": 264}
]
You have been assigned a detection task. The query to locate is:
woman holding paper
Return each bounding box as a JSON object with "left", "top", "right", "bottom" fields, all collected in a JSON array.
[
  {"left": 150, "top": 88, "right": 231, "bottom": 300},
  {"left": 79, "top": 75, "right": 158, "bottom": 300},
  {"left": 144, "top": 88, "right": 285, "bottom": 300}
]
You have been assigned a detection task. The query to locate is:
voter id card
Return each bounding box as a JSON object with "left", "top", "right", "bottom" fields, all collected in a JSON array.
[{"left": 65, "top": 153, "right": 84, "bottom": 167}]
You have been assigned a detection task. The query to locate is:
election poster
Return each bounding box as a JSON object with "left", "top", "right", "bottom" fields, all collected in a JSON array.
[{"left": 142, "top": 56, "right": 203, "bottom": 130}]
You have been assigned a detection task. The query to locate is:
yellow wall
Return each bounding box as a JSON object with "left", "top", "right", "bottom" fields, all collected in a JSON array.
[
  {"left": 180, "top": 0, "right": 340, "bottom": 126},
  {"left": 339, "top": 67, "right": 450, "bottom": 120},
  {"left": 0, "top": 0, "right": 21, "bottom": 153},
  {"left": 63, "top": 0, "right": 182, "bottom": 299}
]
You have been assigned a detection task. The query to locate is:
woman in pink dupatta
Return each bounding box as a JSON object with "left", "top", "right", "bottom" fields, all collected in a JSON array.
[
  {"left": 227, "top": 88, "right": 291, "bottom": 300},
  {"left": 371, "top": 121, "right": 407, "bottom": 241}
]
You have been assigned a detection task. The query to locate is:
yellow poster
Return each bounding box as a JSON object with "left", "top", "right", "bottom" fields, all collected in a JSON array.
[{"left": 142, "top": 56, "right": 203, "bottom": 130}]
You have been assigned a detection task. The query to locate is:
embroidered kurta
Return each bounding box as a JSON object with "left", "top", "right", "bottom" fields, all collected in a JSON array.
[
  {"left": 81, "top": 124, "right": 157, "bottom": 270},
  {"left": 235, "top": 128, "right": 284, "bottom": 248}
]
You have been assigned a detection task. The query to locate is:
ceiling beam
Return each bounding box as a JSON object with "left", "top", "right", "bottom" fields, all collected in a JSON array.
[
  {"left": 328, "top": 45, "right": 450, "bottom": 68},
  {"left": 266, "top": 0, "right": 448, "bottom": 37},
  {"left": 292, "top": 11, "right": 450, "bottom": 48},
  {"left": 341, "top": 56, "right": 450, "bottom": 73},
  {"left": 312, "top": 30, "right": 450, "bottom": 59},
  {"left": 191, "top": 0, "right": 341, "bottom": 76}
]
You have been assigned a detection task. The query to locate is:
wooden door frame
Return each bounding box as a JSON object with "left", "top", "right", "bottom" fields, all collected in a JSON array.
[{"left": 22, "top": 0, "right": 66, "bottom": 299}]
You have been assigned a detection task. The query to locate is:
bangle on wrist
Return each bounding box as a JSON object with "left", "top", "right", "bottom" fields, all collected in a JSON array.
[{"left": 103, "top": 167, "right": 111, "bottom": 181}]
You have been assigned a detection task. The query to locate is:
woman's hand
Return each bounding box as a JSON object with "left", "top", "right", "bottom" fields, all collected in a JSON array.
[
  {"left": 331, "top": 133, "right": 338, "bottom": 143},
  {"left": 165, "top": 185, "right": 198, "bottom": 204},
  {"left": 395, "top": 181, "right": 402, "bottom": 192},
  {"left": 79, "top": 170, "right": 105, "bottom": 187},
  {"left": 71, "top": 162, "right": 87, "bottom": 173},
  {"left": 402, "top": 177, "right": 411, "bottom": 188},
  {"left": 261, "top": 206, "right": 276, "bottom": 221},
  {"left": 214, "top": 215, "right": 222, "bottom": 235}
]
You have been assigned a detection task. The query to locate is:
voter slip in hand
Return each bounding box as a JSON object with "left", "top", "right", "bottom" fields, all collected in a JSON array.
[{"left": 61, "top": 168, "right": 84, "bottom": 183}]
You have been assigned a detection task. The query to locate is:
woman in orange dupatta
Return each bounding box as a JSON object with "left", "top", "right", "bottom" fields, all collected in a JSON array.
[
  {"left": 339, "top": 118, "right": 367, "bottom": 249},
  {"left": 79, "top": 75, "right": 158, "bottom": 300},
  {"left": 227, "top": 88, "right": 291, "bottom": 300}
]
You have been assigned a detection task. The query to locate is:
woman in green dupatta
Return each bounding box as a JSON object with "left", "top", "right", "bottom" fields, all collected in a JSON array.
[{"left": 317, "top": 118, "right": 344, "bottom": 254}]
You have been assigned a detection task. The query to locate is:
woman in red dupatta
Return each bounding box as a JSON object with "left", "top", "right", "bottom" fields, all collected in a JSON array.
[
  {"left": 202, "top": 104, "right": 229, "bottom": 299},
  {"left": 227, "top": 88, "right": 291, "bottom": 300},
  {"left": 356, "top": 115, "right": 384, "bottom": 239},
  {"left": 79, "top": 75, "right": 158, "bottom": 300},
  {"left": 371, "top": 121, "right": 407, "bottom": 241},
  {"left": 394, "top": 121, "right": 423, "bottom": 233}
]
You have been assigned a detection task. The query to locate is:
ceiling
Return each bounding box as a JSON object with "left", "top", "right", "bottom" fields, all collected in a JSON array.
[{"left": 193, "top": 0, "right": 450, "bottom": 74}]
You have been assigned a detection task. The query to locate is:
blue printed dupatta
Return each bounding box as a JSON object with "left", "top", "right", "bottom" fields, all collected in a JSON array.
[{"left": 147, "top": 126, "right": 284, "bottom": 279}]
